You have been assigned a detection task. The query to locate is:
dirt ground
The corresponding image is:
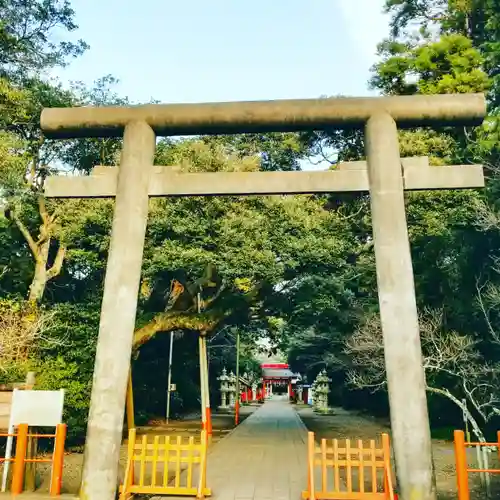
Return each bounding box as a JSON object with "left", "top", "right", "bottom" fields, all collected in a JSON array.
[
  {"left": 25, "top": 405, "right": 257, "bottom": 495},
  {"left": 295, "top": 404, "right": 500, "bottom": 500}
]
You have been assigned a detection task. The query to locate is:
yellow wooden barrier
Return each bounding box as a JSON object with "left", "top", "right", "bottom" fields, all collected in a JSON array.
[
  {"left": 119, "top": 429, "right": 211, "bottom": 499},
  {"left": 302, "top": 432, "right": 396, "bottom": 500}
]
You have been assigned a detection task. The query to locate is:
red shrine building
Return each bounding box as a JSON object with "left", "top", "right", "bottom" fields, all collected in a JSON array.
[{"left": 261, "top": 363, "right": 301, "bottom": 400}]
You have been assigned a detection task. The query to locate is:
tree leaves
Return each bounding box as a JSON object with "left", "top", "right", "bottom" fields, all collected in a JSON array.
[{"left": 0, "top": 0, "right": 88, "bottom": 77}]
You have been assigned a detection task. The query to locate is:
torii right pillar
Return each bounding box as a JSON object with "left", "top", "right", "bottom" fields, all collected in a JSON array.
[{"left": 366, "top": 112, "right": 434, "bottom": 500}]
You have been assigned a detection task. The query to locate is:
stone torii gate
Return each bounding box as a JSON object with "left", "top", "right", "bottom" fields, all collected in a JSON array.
[{"left": 41, "top": 93, "right": 486, "bottom": 500}]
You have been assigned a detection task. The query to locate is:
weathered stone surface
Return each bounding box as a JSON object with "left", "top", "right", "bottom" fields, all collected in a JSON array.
[
  {"left": 44, "top": 159, "right": 484, "bottom": 198},
  {"left": 41, "top": 94, "right": 486, "bottom": 139},
  {"left": 40, "top": 93, "right": 487, "bottom": 500},
  {"left": 366, "top": 113, "right": 435, "bottom": 500},
  {"left": 79, "top": 121, "right": 156, "bottom": 500}
]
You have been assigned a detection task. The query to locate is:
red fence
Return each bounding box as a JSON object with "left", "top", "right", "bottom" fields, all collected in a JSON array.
[
  {"left": 1, "top": 423, "right": 66, "bottom": 496},
  {"left": 454, "top": 429, "right": 500, "bottom": 500}
]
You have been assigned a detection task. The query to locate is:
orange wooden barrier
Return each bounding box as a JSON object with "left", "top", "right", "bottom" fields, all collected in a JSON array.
[
  {"left": 454, "top": 429, "right": 500, "bottom": 500},
  {"left": 50, "top": 424, "right": 68, "bottom": 496},
  {"left": 303, "top": 432, "right": 396, "bottom": 500},
  {"left": 10, "top": 424, "right": 29, "bottom": 495},
  {"left": 119, "top": 429, "right": 211, "bottom": 499},
  {"left": 0, "top": 423, "right": 67, "bottom": 496},
  {"left": 205, "top": 408, "right": 212, "bottom": 437},
  {"left": 234, "top": 400, "right": 240, "bottom": 426}
]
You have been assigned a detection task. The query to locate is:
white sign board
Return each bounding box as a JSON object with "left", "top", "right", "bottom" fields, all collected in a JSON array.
[
  {"left": 9, "top": 389, "right": 64, "bottom": 427},
  {"left": 1, "top": 389, "right": 65, "bottom": 492}
]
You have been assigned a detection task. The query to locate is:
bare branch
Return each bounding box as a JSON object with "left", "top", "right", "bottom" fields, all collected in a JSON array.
[
  {"left": 0, "top": 303, "right": 67, "bottom": 372},
  {"left": 46, "top": 245, "right": 66, "bottom": 280},
  {"left": 473, "top": 198, "right": 500, "bottom": 232},
  {"left": 0, "top": 266, "right": 9, "bottom": 280},
  {"left": 200, "top": 283, "right": 226, "bottom": 311},
  {"left": 476, "top": 280, "right": 500, "bottom": 345},
  {"left": 345, "top": 308, "right": 500, "bottom": 437},
  {"left": 11, "top": 209, "right": 40, "bottom": 259},
  {"left": 426, "top": 386, "right": 485, "bottom": 442}
]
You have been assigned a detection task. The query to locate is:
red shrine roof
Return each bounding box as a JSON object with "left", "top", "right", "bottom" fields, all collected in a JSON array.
[
  {"left": 261, "top": 363, "right": 298, "bottom": 380},
  {"left": 262, "top": 368, "right": 295, "bottom": 379}
]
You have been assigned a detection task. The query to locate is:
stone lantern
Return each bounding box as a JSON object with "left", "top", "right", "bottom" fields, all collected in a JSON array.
[
  {"left": 313, "top": 369, "right": 331, "bottom": 414},
  {"left": 217, "top": 367, "right": 231, "bottom": 411},
  {"left": 296, "top": 384, "right": 303, "bottom": 403},
  {"left": 310, "top": 380, "right": 317, "bottom": 408},
  {"left": 241, "top": 372, "right": 249, "bottom": 403},
  {"left": 228, "top": 371, "right": 237, "bottom": 408},
  {"left": 251, "top": 381, "right": 258, "bottom": 402}
]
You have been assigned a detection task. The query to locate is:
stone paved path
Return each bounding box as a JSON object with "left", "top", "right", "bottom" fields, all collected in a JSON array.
[{"left": 205, "top": 399, "right": 308, "bottom": 500}]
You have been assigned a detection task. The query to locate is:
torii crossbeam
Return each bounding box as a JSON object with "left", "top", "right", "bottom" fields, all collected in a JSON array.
[
  {"left": 41, "top": 93, "right": 486, "bottom": 500},
  {"left": 46, "top": 156, "right": 483, "bottom": 197}
]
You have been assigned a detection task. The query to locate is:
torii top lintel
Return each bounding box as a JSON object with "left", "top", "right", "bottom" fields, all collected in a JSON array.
[{"left": 40, "top": 94, "right": 486, "bottom": 139}]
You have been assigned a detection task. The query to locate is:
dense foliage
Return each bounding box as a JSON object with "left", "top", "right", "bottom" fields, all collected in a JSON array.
[
  {"left": 281, "top": 0, "right": 500, "bottom": 437},
  {"left": 0, "top": 0, "right": 499, "bottom": 443}
]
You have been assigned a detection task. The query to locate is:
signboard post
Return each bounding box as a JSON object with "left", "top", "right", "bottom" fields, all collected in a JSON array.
[
  {"left": 1, "top": 389, "right": 64, "bottom": 492},
  {"left": 166, "top": 331, "right": 175, "bottom": 424}
]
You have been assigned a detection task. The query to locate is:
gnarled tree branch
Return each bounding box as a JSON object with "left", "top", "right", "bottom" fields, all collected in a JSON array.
[
  {"left": 132, "top": 310, "right": 225, "bottom": 350},
  {"left": 47, "top": 244, "right": 66, "bottom": 279},
  {"left": 11, "top": 209, "right": 39, "bottom": 259}
]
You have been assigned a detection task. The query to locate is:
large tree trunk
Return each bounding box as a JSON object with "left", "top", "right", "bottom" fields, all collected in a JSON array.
[
  {"left": 10, "top": 198, "right": 66, "bottom": 305},
  {"left": 28, "top": 239, "right": 50, "bottom": 303},
  {"left": 26, "top": 241, "right": 66, "bottom": 304}
]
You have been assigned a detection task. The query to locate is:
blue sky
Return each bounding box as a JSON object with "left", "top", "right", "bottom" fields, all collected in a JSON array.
[{"left": 53, "top": 0, "right": 390, "bottom": 104}]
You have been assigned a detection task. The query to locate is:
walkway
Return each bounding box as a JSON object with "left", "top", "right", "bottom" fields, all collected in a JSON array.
[{"left": 206, "top": 399, "right": 308, "bottom": 500}]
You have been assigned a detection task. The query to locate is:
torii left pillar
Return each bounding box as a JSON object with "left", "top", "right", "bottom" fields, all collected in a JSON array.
[{"left": 79, "top": 121, "right": 155, "bottom": 500}]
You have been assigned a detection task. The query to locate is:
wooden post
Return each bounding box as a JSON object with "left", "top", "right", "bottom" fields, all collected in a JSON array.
[
  {"left": 11, "top": 423, "right": 28, "bottom": 495},
  {"left": 199, "top": 336, "right": 207, "bottom": 431},
  {"left": 25, "top": 426, "right": 37, "bottom": 491},
  {"left": 308, "top": 432, "right": 316, "bottom": 500},
  {"left": 454, "top": 430, "right": 470, "bottom": 500},
  {"left": 166, "top": 331, "right": 174, "bottom": 423},
  {"left": 197, "top": 430, "right": 208, "bottom": 499},
  {"left": 125, "top": 370, "right": 135, "bottom": 430},
  {"left": 201, "top": 337, "right": 212, "bottom": 439},
  {"left": 382, "top": 433, "right": 392, "bottom": 496},
  {"left": 126, "top": 428, "right": 136, "bottom": 491},
  {"left": 50, "top": 424, "right": 67, "bottom": 496},
  {"left": 234, "top": 331, "right": 240, "bottom": 426}
]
